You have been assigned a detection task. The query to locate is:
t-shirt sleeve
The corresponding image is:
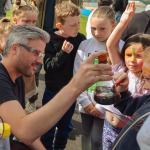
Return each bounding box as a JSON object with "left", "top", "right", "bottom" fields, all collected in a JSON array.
[{"left": 112, "top": 61, "right": 125, "bottom": 72}]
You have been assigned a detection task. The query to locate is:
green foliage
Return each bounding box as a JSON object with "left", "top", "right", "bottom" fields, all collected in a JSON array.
[
  {"left": 6, "top": 10, "right": 12, "bottom": 20},
  {"left": 80, "top": 15, "right": 88, "bottom": 36},
  {"left": 132, "top": 0, "right": 150, "bottom": 5}
]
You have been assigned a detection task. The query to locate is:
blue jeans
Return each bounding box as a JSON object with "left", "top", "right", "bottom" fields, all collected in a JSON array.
[{"left": 41, "top": 88, "right": 76, "bottom": 150}]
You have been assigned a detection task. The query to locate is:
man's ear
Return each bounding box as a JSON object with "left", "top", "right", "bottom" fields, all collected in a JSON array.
[
  {"left": 56, "top": 22, "right": 62, "bottom": 29},
  {"left": 11, "top": 44, "right": 18, "bottom": 55}
]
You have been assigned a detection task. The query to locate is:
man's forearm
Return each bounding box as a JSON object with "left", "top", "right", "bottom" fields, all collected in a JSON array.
[{"left": 28, "top": 138, "right": 46, "bottom": 150}]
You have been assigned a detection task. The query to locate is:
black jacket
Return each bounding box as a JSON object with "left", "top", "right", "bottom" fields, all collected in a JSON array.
[{"left": 44, "top": 28, "right": 86, "bottom": 92}]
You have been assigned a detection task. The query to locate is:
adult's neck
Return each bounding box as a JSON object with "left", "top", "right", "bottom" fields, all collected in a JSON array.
[{"left": 1, "top": 57, "right": 21, "bottom": 83}]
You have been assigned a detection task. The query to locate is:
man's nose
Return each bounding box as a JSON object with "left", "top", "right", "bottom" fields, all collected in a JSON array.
[{"left": 36, "top": 57, "right": 43, "bottom": 65}]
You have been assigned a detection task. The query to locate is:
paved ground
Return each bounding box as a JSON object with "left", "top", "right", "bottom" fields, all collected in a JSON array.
[{"left": 37, "top": 67, "right": 82, "bottom": 150}]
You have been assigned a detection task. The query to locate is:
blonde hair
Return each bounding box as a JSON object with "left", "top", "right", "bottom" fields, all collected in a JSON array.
[
  {"left": 144, "top": 46, "right": 150, "bottom": 62},
  {"left": 91, "top": 6, "right": 115, "bottom": 24},
  {"left": 55, "top": 1, "right": 80, "bottom": 24},
  {"left": 0, "top": 18, "right": 14, "bottom": 53},
  {"left": 13, "top": 0, "right": 39, "bottom": 18}
]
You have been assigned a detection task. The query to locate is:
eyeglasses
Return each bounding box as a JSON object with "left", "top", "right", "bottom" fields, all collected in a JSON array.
[{"left": 19, "top": 44, "right": 45, "bottom": 59}]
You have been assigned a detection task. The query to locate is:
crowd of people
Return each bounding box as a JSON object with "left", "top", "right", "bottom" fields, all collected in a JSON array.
[{"left": 0, "top": 0, "right": 150, "bottom": 150}]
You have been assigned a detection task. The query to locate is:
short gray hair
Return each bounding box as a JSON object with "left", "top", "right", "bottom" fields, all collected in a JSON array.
[{"left": 3, "top": 25, "right": 50, "bottom": 56}]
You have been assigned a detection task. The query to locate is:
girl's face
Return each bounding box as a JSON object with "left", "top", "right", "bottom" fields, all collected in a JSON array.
[
  {"left": 142, "top": 62, "right": 150, "bottom": 91},
  {"left": 13, "top": 12, "right": 38, "bottom": 26},
  {"left": 90, "top": 17, "right": 116, "bottom": 42},
  {"left": 125, "top": 43, "right": 144, "bottom": 74}
]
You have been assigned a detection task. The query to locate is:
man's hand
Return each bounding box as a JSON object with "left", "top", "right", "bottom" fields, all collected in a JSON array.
[
  {"left": 62, "top": 40, "right": 74, "bottom": 53},
  {"left": 71, "top": 51, "right": 113, "bottom": 94}
]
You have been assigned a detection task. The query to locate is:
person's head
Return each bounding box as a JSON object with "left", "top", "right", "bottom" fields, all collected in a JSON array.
[
  {"left": 55, "top": 1, "right": 80, "bottom": 37},
  {"left": 141, "top": 46, "right": 150, "bottom": 91},
  {"left": 98, "top": 0, "right": 113, "bottom": 7},
  {"left": 90, "top": 6, "right": 116, "bottom": 42},
  {"left": 13, "top": 0, "right": 38, "bottom": 26},
  {"left": 0, "top": 18, "right": 14, "bottom": 54},
  {"left": 121, "top": 33, "right": 150, "bottom": 75},
  {"left": 3, "top": 25, "right": 50, "bottom": 77}
]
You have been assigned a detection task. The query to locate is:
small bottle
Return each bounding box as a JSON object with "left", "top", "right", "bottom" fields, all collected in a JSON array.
[
  {"left": 0, "top": 119, "right": 11, "bottom": 150},
  {"left": 94, "top": 53, "right": 120, "bottom": 105}
]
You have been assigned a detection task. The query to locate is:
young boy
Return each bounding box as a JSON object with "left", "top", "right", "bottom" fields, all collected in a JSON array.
[{"left": 41, "top": 2, "right": 86, "bottom": 150}]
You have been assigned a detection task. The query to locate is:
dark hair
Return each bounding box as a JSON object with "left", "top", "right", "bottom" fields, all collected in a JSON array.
[
  {"left": 143, "top": 46, "right": 150, "bottom": 62},
  {"left": 121, "top": 33, "right": 150, "bottom": 61},
  {"left": 98, "top": 0, "right": 113, "bottom": 7}
]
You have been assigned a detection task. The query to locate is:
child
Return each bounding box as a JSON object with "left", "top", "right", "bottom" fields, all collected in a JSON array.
[
  {"left": 12, "top": 0, "right": 40, "bottom": 113},
  {"left": 104, "top": 2, "right": 150, "bottom": 150},
  {"left": 13, "top": 0, "right": 38, "bottom": 26},
  {"left": 0, "top": 17, "right": 14, "bottom": 61},
  {"left": 74, "top": 6, "right": 123, "bottom": 150},
  {"left": 40, "top": 2, "right": 86, "bottom": 150},
  {"left": 86, "top": 0, "right": 113, "bottom": 39}
]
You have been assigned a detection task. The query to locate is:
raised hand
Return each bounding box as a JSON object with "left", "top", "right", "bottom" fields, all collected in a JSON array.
[
  {"left": 120, "top": 2, "right": 135, "bottom": 24},
  {"left": 62, "top": 40, "right": 74, "bottom": 53}
]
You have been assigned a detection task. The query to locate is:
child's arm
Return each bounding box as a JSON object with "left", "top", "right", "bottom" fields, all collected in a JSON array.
[
  {"left": 107, "top": 2, "right": 135, "bottom": 66},
  {"left": 44, "top": 40, "right": 73, "bottom": 72}
]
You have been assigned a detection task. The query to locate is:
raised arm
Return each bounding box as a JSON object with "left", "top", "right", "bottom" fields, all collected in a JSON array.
[
  {"left": 0, "top": 52, "right": 113, "bottom": 145},
  {"left": 107, "top": 2, "right": 135, "bottom": 66}
]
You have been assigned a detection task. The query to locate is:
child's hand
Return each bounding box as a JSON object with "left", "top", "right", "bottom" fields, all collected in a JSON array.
[
  {"left": 90, "top": 107, "right": 102, "bottom": 118},
  {"left": 120, "top": 2, "right": 135, "bottom": 24},
  {"left": 114, "top": 70, "right": 129, "bottom": 93},
  {"left": 62, "top": 40, "right": 74, "bottom": 53},
  {"left": 84, "top": 103, "right": 95, "bottom": 114}
]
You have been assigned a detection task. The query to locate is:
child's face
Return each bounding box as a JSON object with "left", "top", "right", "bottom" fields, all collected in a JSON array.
[
  {"left": 90, "top": 17, "right": 116, "bottom": 42},
  {"left": 142, "top": 62, "right": 150, "bottom": 91},
  {"left": 0, "top": 37, "right": 6, "bottom": 54},
  {"left": 13, "top": 12, "right": 38, "bottom": 26},
  {"left": 125, "top": 43, "right": 143, "bottom": 74},
  {"left": 59, "top": 15, "right": 80, "bottom": 37}
]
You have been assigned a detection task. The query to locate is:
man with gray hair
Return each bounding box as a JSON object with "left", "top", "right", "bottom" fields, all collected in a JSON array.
[{"left": 0, "top": 25, "right": 113, "bottom": 149}]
